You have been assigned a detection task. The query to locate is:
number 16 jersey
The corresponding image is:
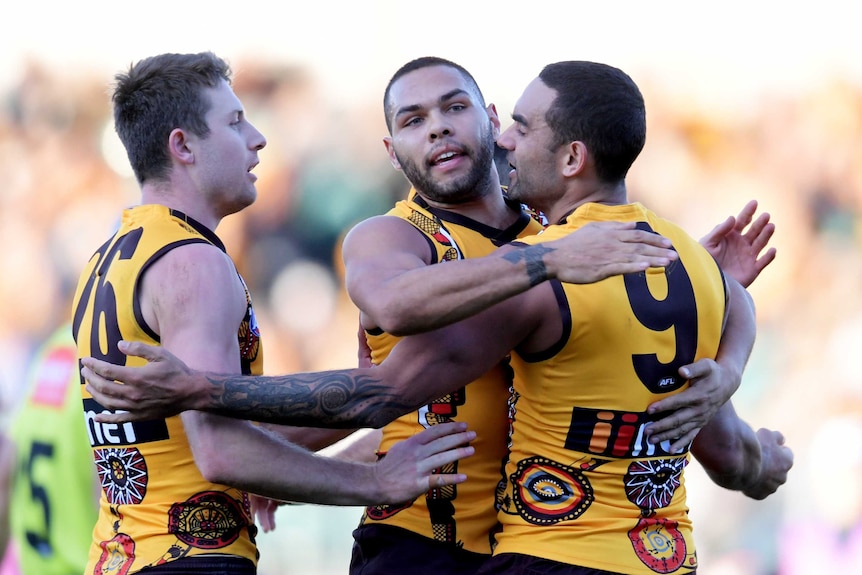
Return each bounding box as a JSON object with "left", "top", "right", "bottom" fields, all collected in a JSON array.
[{"left": 71, "top": 205, "right": 263, "bottom": 574}]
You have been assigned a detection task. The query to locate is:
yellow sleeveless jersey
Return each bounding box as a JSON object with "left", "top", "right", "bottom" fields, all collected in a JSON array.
[
  {"left": 359, "top": 191, "right": 544, "bottom": 554},
  {"left": 493, "top": 202, "right": 726, "bottom": 574},
  {"left": 71, "top": 205, "right": 263, "bottom": 574}
]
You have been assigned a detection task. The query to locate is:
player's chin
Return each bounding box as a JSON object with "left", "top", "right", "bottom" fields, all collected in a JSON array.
[{"left": 234, "top": 188, "right": 258, "bottom": 211}]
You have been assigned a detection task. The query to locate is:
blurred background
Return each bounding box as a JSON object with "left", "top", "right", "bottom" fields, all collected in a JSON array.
[{"left": 1, "top": 1, "right": 861, "bottom": 573}]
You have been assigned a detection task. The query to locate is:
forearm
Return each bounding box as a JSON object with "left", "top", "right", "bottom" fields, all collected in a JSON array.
[
  {"left": 317, "top": 428, "right": 383, "bottom": 464},
  {"left": 359, "top": 243, "right": 551, "bottom": 336},
  {"left": 199, "top": 369, "right": 414, "bottom": 428},
  {"left": 263, "top": 424, "right": 359, "bottom": 452},
  {"left": 691, "top": 402, "right": 761, "bottom": 492},
  {"left": 85, "top": 297, "right": 515, "bottom": 426},
  {"left": 188, "top": 414, "right": 387, "bottom": 505},
  {"left": 200, "top": 324, "right": 494, "bottom": 427}
]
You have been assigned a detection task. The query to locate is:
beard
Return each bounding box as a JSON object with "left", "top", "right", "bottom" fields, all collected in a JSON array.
[{"left": 394, "top": 123, "right": 496, "bottom": 205}]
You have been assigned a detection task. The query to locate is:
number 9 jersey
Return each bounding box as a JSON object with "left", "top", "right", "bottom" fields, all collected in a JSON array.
[{"left": 494, "top": 202, "right": 727, "bottom": 575}]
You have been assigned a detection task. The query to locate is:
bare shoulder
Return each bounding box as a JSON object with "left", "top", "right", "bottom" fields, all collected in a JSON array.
[
  {"left": 343, "top": 215, "right": 431, "bottom": 257},
  {"left": 344, "top": 215, "right": 424, "bottom": 249},
  {"left": 140, "top": 241, "right": 246, "bottom": 332},
  {"left": 147, "top": 241, "right": 239, "bottom": 285}
]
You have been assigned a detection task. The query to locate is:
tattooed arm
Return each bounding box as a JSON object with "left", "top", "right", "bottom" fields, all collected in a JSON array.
[
  {"left": 81, "top": 344, "right": 417, "bottom": 424},
  {"left": 343, "top": 215, "right": 676, "bottom": 336},
  {"left": 83, "top": 281, "right": 549, "bottom": 426},
  {"left": 83, "top": 328, "right": 511, "bottom": 427}
]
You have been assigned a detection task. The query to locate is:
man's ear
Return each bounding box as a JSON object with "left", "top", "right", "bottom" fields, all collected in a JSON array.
[
  {"left": 561, "top": 140, "right": 588, "bottom": 177},
  {"left": 486, "top": 103, "right": 501, "bottom": 140},
  {"left": 168, "top": 128, "right": 194, "bottom": 166},
  {"left": 383, "top": 137, "right": 402, "bottom": 171}
]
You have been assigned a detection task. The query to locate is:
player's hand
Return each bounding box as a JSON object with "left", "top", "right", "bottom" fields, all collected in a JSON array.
[
  {"left": 645, "top": 358, "right": 739, "bottom": 453},
  {"left": 81, "top": 341, "right": 201, "bottom": 423},
  {"left": 372, "top": 422, "right": 474, "bottom": 504},
  {"left": 250, "top": 494, "right": 285, "bottom": 532},
  {"left": 742, "top": 429, "right": 793, "bottom": 500},
  {"left": 548, "top": 221, "right": 678, "bottom": 284},
  {"left": 700, "top": 199, "right": 776, "bottom": 288}
]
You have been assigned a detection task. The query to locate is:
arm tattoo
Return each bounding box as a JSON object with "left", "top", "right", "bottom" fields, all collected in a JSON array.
[
  {"left": 206, "top": 370, "right": 414, "bottom": 428},
  {"left": 502, "top": 244, "right": 553, "bottom": 287}
]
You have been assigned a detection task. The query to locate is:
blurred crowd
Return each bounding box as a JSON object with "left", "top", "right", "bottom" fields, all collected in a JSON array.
[{"left": 0, "top": 57, "right": 860, "bottom": 574}]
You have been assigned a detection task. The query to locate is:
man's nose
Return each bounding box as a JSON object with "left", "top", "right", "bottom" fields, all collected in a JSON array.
[{"left": 428, "top": 112, "right": 453, "bottom": 140}]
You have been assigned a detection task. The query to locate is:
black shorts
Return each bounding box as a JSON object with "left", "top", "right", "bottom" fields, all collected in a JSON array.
[
  {"left": 476, "top": 552, "right": 652, "bottom": 575},
  {"left": 349, "top": 523, "right": 489, "bottom": 575},
  {"left": 136, "top": 555, "right": 256, "bottom": 574}
]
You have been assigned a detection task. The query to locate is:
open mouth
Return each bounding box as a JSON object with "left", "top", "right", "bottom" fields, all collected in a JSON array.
[{"left": 429, "top": 146, "right": 465, "bottom": 167}]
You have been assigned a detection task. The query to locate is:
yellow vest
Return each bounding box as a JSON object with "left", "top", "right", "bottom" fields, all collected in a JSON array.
[
  {"left": 71, "top": 205, "right": 263, "bottom": 574},
  {"left": 494, "top": 202, "right": 726, "bottom": 574},
  {"left": 359, "top": 191, "right": 543, "bottom": 554}
]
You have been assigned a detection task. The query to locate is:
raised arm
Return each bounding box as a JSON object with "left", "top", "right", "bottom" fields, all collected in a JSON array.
[
  {"left": 345, "top": 215, "right": 677, "bottom": 335},
  {"left": 691, "top": 401, "right": 793, "bottom": 499},
  {"left": 700, "top": 199, "right": 776, "bottom": 288}
]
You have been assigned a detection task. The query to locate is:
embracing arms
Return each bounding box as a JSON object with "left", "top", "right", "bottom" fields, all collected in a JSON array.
[
  {"left": 84, "top": 202, "right": 775, "bottom": 444},
  {"left": 81, "top": 275, "right": 543, "bottom": 429},
  {"left": 348, "top": 199, "right": 772, "bottom": 336},
  {"left": 136, "top": 243, "right": 473, "bottom": 505},
  {"left": 345, "top": 215, "right": 677, "bottom": 335}
]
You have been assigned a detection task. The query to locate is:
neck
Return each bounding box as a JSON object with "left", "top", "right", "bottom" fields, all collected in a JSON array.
[
  {"left": 542, "top": 181, "right": 628, "bottom": 225},
  {"left": 140, "top": 183, "right": 220, "bottom": 231},
  {"left": 416, "top": 172, "right": 520, "bottom": 228}
]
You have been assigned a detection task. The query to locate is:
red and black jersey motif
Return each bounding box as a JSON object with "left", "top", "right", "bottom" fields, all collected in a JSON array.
[
  {"left": 628, "top": 514, "right": 693, "bottom": 574},
  {"left": 408, "top": 210, "right": 462, "bottom": 261},
  {"left": 167, "top": 491, "right": 249, "bottom": 549},
  {"left": 93, "top": 533, "right": 136, "bottom": 575}
]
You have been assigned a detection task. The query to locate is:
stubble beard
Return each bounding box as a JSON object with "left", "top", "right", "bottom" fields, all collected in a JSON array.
[{"left": 396, "top": 126, "right": 496, "bottom": 205}]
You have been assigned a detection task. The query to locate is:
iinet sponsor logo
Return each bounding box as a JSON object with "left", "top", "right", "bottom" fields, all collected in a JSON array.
[
  {"left": 84, "top": 409, "right": 137, "bottom": 446},
  {"left": 82, "top": 398, "right": 169, "bottom": 447},
  {"left": 566, "top": 407, "right": 687, "bottom": 458}
]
